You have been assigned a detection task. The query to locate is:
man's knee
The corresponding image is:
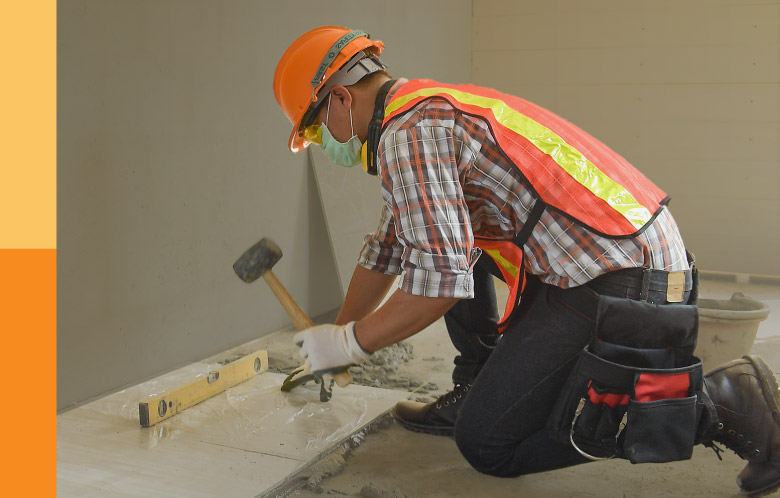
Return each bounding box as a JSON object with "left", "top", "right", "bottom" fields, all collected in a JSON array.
[{"left": 454, "top": 421, "right": 521, "bottom": 478}]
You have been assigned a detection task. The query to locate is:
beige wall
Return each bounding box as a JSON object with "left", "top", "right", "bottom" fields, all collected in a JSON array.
[
  {"left": 472, "top": 0, "right": 780, "bottom": 275},
  {"left": 57, "top": 0, "right": 471, "bottom": 410}
]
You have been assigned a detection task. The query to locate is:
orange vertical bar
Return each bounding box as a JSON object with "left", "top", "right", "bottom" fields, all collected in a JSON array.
[{"left": 0, "top": 249, "right": 57, "bottom": 496}]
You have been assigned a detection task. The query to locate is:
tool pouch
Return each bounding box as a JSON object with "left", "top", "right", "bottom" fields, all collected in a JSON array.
[{"left": 548, "top": 295, "right": 703, "bottom": 464}]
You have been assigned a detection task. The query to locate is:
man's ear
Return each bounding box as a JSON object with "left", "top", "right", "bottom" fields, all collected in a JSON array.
[{"left": 330, "top": 85, "right": 353, "bottom": 109}]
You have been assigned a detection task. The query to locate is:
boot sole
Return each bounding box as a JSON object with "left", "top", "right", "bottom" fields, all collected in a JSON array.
[
  {"left": 745, "top": 355, "right": 780, "bottom": 429},
  {"left": 741, "top": 482, "right": 780, "bottom": 498},
  {"left": 390, "top": 406, "right": 455, "bottom": 437},
  {"left": 740, "top": 356, "right": 780, "bottom": 498}
]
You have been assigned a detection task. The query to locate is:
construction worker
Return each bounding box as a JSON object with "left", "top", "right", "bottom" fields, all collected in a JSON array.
[{"left": 273, "top": 26, "right": 780, "bottom": 496}]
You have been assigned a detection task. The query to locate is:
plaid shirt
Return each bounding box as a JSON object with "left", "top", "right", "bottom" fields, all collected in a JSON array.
[{"left": 359, "top": 82, "right": 689, "bottom": 299}]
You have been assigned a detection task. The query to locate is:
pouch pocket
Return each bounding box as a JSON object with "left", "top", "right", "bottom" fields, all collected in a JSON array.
[
  {"left": 569, "top": 385, "right": 629, "bottom": 460},
  {"left": 548, "top": 350, "right": 634, "bottom": 457},
  {"left": 594, "top": 295, "right": 698, "bottom": 367},
  {"left": 591, "top": 341, "right": 675, "bottom": 369},
  {"left": 623, "top": 396, "right": 697, "bottom": 463}
]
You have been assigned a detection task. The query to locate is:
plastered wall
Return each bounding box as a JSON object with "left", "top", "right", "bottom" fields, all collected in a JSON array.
[
  {"left": 472, "top": 0, "right": 780, "bottom": 276},
  {"left": 57, "top": 0, "right": 471, "bottom": 410}
]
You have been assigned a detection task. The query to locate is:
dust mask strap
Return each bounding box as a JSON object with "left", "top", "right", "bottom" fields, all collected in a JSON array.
[{"left": 319, "top": 92, "right": 363, "bottom": 168}]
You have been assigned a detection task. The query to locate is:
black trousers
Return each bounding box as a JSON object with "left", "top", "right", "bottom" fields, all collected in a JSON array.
[
  {"left": 446, "top": 258, "right": 695, "bottom": 476},
  {"left": 444, "top": 256, "right": 502, "bottom": 386}
]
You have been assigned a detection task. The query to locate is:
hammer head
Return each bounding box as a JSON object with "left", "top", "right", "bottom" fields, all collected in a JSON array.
[{"left": 233, "top": 238, "right": 283, "bottom": 283}]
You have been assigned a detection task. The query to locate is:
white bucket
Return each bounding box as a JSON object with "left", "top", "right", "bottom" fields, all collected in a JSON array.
[{"left": 696, "top": 292, "right": 770, "bottom": 372}]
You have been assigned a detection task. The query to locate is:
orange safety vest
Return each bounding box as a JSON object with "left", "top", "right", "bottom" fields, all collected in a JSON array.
[{"left": 382, "top": 80, "right": 669, "bottom": 331}]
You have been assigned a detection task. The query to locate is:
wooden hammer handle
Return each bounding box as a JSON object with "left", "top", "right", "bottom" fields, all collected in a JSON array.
[
  {"left": 262, "top": 270, "right": 315, "bottom": 330},
  {"left": 262, "top": 270, "right": 353, "bottom": 387}
]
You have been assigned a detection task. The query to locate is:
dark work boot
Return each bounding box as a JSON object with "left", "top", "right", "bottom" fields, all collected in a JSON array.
[
  {"left": 391, "top": 384, "right": 471, "bottom": 436},
  {"left": 704, "top": 356, "right": 780, "bottom": 497}
]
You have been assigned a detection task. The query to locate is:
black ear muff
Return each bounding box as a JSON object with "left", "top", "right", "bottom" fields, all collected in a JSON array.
[{"left": 366, "top": 79, "right": 397, "bottom": 176}]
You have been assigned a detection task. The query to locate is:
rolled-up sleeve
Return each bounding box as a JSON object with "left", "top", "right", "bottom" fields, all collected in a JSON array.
[
  {"left": 359, "top": 202, "right": 404, "bottom": 275},
  {"left": 371, "top": 123, "right": 478, "bottom": 299}
]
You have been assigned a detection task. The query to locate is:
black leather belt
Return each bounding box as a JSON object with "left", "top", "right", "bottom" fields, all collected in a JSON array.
[
  {"left": 588, "top": 266, "right": 694, "bottom": 302},
  {"left": 586, "top": 251, "right": 697, "bottom": 304}
]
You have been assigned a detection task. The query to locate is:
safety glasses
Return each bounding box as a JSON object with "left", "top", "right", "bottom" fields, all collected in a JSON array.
[
  {"left": 299, "top": 90, "right": 334, "bottom": 146},
  {"left": 301, "top": 123, "right": 323, "bottom": 146}
]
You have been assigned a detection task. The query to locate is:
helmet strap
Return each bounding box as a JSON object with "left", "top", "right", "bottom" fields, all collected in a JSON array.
[
  {"left": 310, "top": 30, "right": 369, "bottom": 91},
  {"left": 301, "top": 51, "right": 386, "bottom": 131}
]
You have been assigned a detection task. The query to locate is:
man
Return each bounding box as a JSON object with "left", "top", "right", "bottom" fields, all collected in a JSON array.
[{"left": 273, "top": 26, "right": 780, "bottom": 496}]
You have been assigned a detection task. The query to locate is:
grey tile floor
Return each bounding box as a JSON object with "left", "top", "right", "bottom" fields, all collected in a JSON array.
[{"left": 56, "top": 363, "right": 407, "bottom": 497}]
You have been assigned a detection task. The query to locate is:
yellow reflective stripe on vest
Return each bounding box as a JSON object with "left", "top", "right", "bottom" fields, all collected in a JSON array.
[
  {"left": 484, "top": 248, "right": 519, "bottom": 279},
  {"left": 386, "top": 88, "right": 653, "bottom": 229}
]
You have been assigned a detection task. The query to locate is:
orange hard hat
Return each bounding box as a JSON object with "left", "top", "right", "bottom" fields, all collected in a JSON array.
[{"left": 274, "top": 26, "right": 385, "bottom": 152}]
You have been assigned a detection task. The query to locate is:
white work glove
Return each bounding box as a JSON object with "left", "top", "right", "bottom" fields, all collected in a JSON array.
[{"left": 293, "top": 321, "right": 371, "bottom": 376}]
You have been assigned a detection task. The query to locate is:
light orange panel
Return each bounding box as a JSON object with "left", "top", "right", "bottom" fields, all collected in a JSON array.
[{"left": 0, "top": 1, "right": 56, "bottom": 248}]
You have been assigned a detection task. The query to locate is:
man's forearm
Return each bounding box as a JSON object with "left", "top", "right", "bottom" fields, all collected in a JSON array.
[
  {"left": 335, "top": 264, "right": 397, "bottom": 325},
  {"left": 354, "top": 290, "right": 460, "bottom": 353}
]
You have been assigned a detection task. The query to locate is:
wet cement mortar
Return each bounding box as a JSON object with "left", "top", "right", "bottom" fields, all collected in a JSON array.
[
  {"left": 274, "top": 415, "right": 414, "bottom": 498},
  {"left": 263, "top": 339, "right": 442, "bottom": 402},
  {"left": 250, "top": 333, "right": 464, "bottom": 498}
]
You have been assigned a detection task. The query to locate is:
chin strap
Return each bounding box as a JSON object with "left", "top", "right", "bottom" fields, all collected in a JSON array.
[{"left": 365, "top": 79, "right": 397, "bottom": 176}]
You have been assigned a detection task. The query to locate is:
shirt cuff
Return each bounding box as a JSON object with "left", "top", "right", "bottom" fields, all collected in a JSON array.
[
  {"left": 398, "top": 250, "right": 475, "bottom": 299},
  {"left": 358, "top": 236, "right": 403, "bottom": 275}
]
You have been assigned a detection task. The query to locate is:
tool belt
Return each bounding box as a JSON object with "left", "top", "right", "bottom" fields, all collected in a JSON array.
[{"left": 547, "top": 263, "right": 705, "bottom": 464}]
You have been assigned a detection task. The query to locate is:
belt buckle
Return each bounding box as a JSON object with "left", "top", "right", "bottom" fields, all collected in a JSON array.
[{"left": 666, "top": 271, "right": 686, "bottom": 303}]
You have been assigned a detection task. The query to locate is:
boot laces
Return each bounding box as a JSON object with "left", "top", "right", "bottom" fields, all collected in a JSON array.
[
  {"left": 715, "top": 422, "right": 761, "bottom": 459},
  {"left": 705, "top": 441, "right": 724, "bottom": 461},
  {"left": 434, "top": 384, "right": 471, "bottom": 410}
]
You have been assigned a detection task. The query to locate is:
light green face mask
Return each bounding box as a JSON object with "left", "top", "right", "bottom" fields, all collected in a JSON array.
[{"left": 320, "top": 97, "right": 363, "bottom": 168}]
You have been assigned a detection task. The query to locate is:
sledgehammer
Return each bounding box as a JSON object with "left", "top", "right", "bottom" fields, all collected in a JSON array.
[{"left": 232, "top": 237, "right": 352, "bottom": 392}]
